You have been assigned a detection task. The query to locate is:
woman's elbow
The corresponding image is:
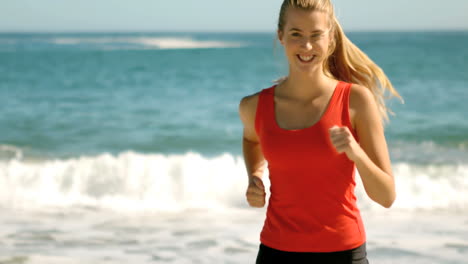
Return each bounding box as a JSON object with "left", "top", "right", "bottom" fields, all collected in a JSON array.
[
  {"left": 381, "top": 200, "right": 394, "bottom": 209},
  {"left": 379, "top": 192, "right": 396, "bottom": 208}
]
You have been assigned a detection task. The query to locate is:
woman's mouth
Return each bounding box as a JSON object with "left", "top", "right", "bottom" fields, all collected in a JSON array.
[{"left": 297, "top": 54, "right": 316, "bottom": 63}]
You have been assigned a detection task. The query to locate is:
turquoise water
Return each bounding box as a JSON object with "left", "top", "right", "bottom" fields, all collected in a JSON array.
[{"left": 1, "top": 32, "right": 467, "bottom": 163}]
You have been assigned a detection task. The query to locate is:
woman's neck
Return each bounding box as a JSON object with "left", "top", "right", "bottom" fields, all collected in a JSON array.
[{"left": 277, "top": 68, "right": 336, "bottom": 100}]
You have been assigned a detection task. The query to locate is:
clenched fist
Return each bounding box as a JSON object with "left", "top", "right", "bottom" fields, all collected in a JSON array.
[
  {"left": 246, "top": 177, "right": 266, "bottom": 208},
  {"left": 329, "top": 125, "right": 363, "bottom": 162}
]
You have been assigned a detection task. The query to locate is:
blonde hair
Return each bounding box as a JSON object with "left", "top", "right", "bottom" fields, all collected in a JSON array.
[{"left": 277, "top": 0, "right": 403, "bottom": 122}]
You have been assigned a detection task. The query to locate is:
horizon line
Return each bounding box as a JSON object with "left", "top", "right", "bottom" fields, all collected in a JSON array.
[{"left": 0, "top": 28, "right": 467, "bottom": 34}]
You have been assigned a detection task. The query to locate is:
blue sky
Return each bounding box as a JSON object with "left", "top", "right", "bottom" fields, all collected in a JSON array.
[{"left": 1, "top": 0, "right": 467, "bottom": 32}]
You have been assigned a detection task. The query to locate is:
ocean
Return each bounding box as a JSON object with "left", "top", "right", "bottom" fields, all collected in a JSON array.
[{"left": 0, "top": 31, "right": 467, "bottom": 263}]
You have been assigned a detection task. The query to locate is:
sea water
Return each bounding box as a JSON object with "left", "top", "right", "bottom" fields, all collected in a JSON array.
[{"left": 0, "top": 31, "right": 467, "bottom": 263}]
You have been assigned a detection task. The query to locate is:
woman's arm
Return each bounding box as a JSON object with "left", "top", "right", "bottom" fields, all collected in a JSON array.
[
  {"left": 239, "top": 94, "right": 267, "bottom": 208},
  {"left": 329, "top": 84, "right": 396, "bottom": 208}
]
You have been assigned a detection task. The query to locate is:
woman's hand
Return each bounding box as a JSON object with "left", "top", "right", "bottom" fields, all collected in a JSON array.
[
  {"left": 328, "top": 125, "right": 364, "bottom": 162},
  {"left": 246, "top": 177, "right": 266, "bottom": 208}
]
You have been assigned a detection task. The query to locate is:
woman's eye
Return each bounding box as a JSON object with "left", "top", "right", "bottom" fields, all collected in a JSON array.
[{"left": 291, "top": 33, "right": 301, "bottom": 37}]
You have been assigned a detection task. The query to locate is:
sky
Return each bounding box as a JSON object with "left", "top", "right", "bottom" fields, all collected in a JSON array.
[{"left": 1, "top": 0, "right": 467, "bottom": 32}]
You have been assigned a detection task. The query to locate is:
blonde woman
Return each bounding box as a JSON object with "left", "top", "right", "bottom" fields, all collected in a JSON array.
[{"left": 238, "top": 0, "right": 402, "bottom": 263}]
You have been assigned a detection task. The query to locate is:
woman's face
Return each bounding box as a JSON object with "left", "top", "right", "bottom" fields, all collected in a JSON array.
[{"left": 278, "top": 7, "right": 333, "bottom": 73}]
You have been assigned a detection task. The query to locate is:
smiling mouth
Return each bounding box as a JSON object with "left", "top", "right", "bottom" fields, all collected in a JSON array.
[{"left": 297, "top": 54, "right": 316, "bottom": 63}]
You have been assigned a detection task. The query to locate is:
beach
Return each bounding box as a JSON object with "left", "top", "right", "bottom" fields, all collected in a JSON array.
[
  {"left": 0, "top": 152, "right": 467, "bottom": 263},
  {"left": 0, "top": 203, "right": 467, "bottom": 263},
  {"left": 0, "top": 31, "right": 467, "bottom": 263}
]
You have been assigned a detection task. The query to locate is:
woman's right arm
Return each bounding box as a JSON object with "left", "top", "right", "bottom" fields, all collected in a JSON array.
[{"left": 239, "top": 94, "right": 267, "bottom": 208}]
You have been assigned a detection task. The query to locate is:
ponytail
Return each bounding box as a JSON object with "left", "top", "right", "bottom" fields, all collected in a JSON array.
[{"left": 325, "top": 17, "right": 403, "bottom": 122}]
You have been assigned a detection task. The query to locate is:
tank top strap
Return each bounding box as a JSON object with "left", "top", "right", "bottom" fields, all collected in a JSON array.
[
  {"left": 328, "top": 81, "right": 358, "bottom": 139},
  {"left": 328, "top": 81, "right": 346, "bottom": 111},
  {"left": 255, "top": 85, "right": 276, "bottom": 135},
  {"left": 338, "top": 81, "right": 353, "bottom": 125},
  {"left": 341, "top": 81, "right": 352, "bottom": 113}
]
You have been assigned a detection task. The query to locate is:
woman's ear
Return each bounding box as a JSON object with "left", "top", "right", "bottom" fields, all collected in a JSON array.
[{"left": 277, "top": 29, "right": 284, "bottom": 45}]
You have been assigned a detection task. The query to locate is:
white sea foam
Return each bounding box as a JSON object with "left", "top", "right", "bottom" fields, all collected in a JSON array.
[
  {"left": 0, "top": 151, "right": 247, "bottom": 212},
  {"left": 0, "top": 144, "right": 23, "bottom": 160},
  {"left": 50, "top": 37, "right": 244, "bottom": 50},
  {"left": 1, "top": 206, "right": 466, "bottom": 263},
  {"left": 0, "top": 151, "right": 467, "bottom": 263},
  {"left": 0, "top": 151, "right": 467, "bottom": 212},
  {"left": 356, "top": 162, "right": 468, "bottom": 212}
]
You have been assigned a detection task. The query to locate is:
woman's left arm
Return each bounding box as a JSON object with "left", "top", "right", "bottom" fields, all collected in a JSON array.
[{"left": 329, "top": 84, "right": 395, "bottom": 208}]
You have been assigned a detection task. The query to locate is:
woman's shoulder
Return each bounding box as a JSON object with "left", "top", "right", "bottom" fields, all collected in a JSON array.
[
  {"left": 238, "top": 84, "right": 275, "bottom": 120},
  {"left": 239, "top": 92, "right": 261, "bottom": 119},
  {"left": 347, "top": 83, "right": 383, "bottom": 128},
  {"left": 240, "top": 91, "right": 261, "bottom": 103},
  {"left": 348, "top": 83, "right": 377, "bottom": 110}
]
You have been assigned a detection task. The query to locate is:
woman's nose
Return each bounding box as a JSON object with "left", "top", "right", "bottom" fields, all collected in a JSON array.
[{"left": 301, "top": 39, "right": 313, "bottom": 50}]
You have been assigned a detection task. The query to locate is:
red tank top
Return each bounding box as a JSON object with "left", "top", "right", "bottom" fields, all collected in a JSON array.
[{"left": 255, "top": 81, "right": 366, "bottom": 252}]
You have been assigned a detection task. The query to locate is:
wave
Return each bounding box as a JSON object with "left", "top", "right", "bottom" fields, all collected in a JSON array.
[
  {"left": 0, "top": 150, "right": 467, "bottom": 212},
  {"left": 0, "top": 144, "right": 23, "bottom": 160},
  {"left": 0, "top": 151, "right": 247, "bottom": 212},
  {"left": 49, "top": 36, "right": 244, "bottom": 50},
  {"left": 389, "top": 140, "right": 468, "bottom": 164}
]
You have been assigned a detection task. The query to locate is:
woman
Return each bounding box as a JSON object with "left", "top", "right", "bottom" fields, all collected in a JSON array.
[{"left": 238, "top": 0, "right": 402, "bottom": 263}]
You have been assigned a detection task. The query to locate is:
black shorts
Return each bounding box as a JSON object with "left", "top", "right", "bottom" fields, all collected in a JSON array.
[{"left": 256, "top": 242, "right": 369, "bottom": 264}]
